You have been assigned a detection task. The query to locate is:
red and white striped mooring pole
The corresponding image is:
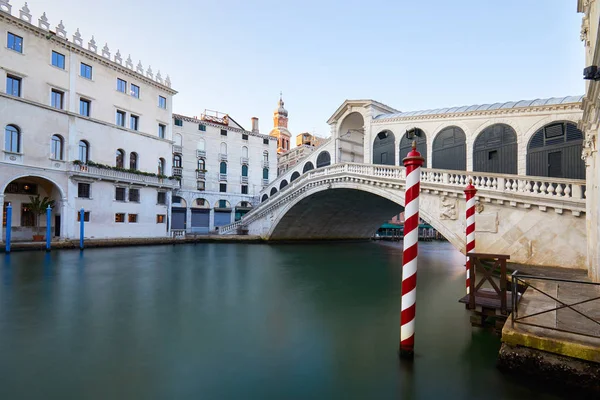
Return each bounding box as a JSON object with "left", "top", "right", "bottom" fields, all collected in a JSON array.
[
  {"left": 400, "top": 141, "right": 424, "bottom": 359},
  {"left": 464, "top": 180, "right": 477, "bottom": 295}
]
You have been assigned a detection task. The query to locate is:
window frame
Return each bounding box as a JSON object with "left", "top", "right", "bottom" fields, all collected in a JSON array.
[
  {"left": 7, "top": 32, "right": 23, "bottom": 53},
  {"left": 51, "top": 51, "right": 66, "bottom": 69},
  {"left": 51, "top": 89, "right": 64, "bottom": 109},
  {"left": 156, "top": 214, "right": 166, "bottom": 223},
  {"left": 130, "top": 84, "right": 140, "bottom": 99},
  {"left": 199, "top": 124, "right": 206, "bottom": 131},
  {"left": 241, "top": 185, "right": 248, "bottom": 194},
  {"left": 116, "top": 110, "right": 126, "bottom": 127},
  {"left": 78, "top": 140, "right": 89, "bottom": 163},
  {"left": 77, "top": 211, "right": 91, "bottom": 222},
  {"left": 51, "top": 134, "right": 63, "bottom": 160},
  {"left": 158, "top": 123, "right": 166, "bottom": 139},
  {"left": 128, "top": 188, "right": 140, "bottom": 203},
  {"left": 79, "top": 98, "right": 91, "bottom": 117},
  {"left": 4, "top": 125, "right": 20, "bottom": 153},
  {"left": 158, "top": 96, "right": 167, "bottom": 109},
  {"left": 130, "top": 114, "right": 139, "bottom": 131},
  {"left": 115, "top": 187, "right": 126, "bottom": 202},
  {"left": 115, "top": 213, "right": 126, "bottom": 223},
  {"left": 80, "top": 63, "right": 93, "bottom": 79},
  {"left": 77, "top": 182, "right": 91, "bottom": 199},
  {"left": 220, "top": 129, "right": 227, "bottom": 136},
  {"left": 117, "top": 78, "right": 127, "bottom": 93},
  {"left": 219, "top": 183, "right": 227, "bottom": 193},
  {"left": 6, "top": 75, "right": 22, "bottom": 97},
  {"left": 157, "top": 192, "right": 166, "bottom": 205}
]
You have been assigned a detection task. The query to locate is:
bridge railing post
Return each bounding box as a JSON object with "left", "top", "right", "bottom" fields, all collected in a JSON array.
[
  {"left": 464, "top": 180, "right": 477, "bottom": 295},
  {"left": 443, "top": 172, "right": 449, "bottom": 184},
  {"left": 496, "top": 177, "right": 505, "bottom": 192}
]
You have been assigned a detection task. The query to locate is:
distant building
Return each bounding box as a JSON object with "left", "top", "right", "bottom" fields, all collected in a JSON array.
[
  {"left": 277, "top": 145, "right": 320, "bottom": 176},
  {"left": 296, "top": 132, "right": 324, "bottom": 147},
  {"left": 269, "top": 95, "right": 291, "bottom": 155},
  {"left": 171, "top": 111, "right": 277, "bottom": 233}
]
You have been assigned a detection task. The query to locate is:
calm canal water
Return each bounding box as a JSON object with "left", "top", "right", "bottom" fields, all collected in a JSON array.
[{"left": 0, "top": 242, "right": 560, "bottom": 399}]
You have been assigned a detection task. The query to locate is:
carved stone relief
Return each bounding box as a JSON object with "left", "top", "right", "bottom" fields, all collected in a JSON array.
[{"left": 439, "top": 196, "right": 457, "bottom": 220}]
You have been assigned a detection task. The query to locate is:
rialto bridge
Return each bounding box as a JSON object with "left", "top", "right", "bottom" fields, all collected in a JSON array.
[{"left": 219, "top": 96, "right": 589, "bottom": 272}]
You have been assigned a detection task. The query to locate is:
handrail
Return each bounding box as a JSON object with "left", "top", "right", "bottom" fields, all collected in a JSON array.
[
  {"left": 511, "top": 271, "right": 600, "bottom": 339},
  {"left": 219, "top": 162, "right": 586, "bottom": 234}
]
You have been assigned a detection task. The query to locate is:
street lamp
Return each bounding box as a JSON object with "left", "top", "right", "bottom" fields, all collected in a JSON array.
[
  {"left": 405, "top": 127, "right": 421, "bottom": 140},
  {"left": 336, "top": 129, "right": 364, "bottom": 164}
]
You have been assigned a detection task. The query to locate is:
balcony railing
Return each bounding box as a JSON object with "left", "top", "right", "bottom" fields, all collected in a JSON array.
[
  {"left": 197, "top": 181, "right": 205, "bottom": 191},
  {"left": 69, "top": 163, "right": 179, "bottom": 188},
  {"left": 197, "top": 150, "right": 206, "bottom": 158},
  {"left": 196, "top": 171, "right": 206, "bottom": 179},
  {"left": 219, "top": 153, "right": 228, "bottom": 162},
  {"left": 219, "top": 173, "right": 227, "bottom": 182},
  {"left": 262, "top": 160, "right": 269, "bottom": 168},
  {"left": 173, "top": 145, "right": 182, "bottom": 154},
  {"left": 241, "top": 176, "right": 249, "bottom": 184},
  {"left": 262, "top": 178, "right": 269, "bottom": 186},
  {"left": 172, "top": 167, "right": 183, "bottom": 177},
  {"left": 241, "top": 157, "right": 249, "bottom": 165}
]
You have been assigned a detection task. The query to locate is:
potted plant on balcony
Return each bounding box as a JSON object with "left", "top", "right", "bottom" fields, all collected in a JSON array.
[{"left": 28, "top": 195, "right": 55, "bottom": 241}]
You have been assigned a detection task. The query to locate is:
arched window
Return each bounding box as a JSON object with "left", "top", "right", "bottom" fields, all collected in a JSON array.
[
  {"left": 270, "top": 187, "right": 278, "bottom": 196},
  {"left": 220, "top": 142, "right": 227, "bottom": 155},
  {"left": 527, "top": 121, "right": 584, "bottom": 179},
  {"left": 261, "top": 194, "right": 268, "bottom": 203},
  {"left": 316, "top": 151, "right": 331, "bottom": 168},
  {"left": 242, "top": 146, "right": 248, "bottom": 158},
  {"left": 473, "top": 124, "right": 517, "bottom": 174},
  {"left": 399, "top": 129, "right": 427, "bottom": 165},
  {"left": 51, "top": 134, "right": 63, "bottom": 160},
  {"left": 263, "top": 167, "right": 269, "bottom": 180},
  {"left": 116, "top": 149, "right": 125, "bottom": 168},
  {"left": 78, "top": 140, "right": 89, "bottom": 163},
  {"left": 242, "top": 164, "right": 248, "bottom": 177},
  {"left": 158, "top": 158, "right": 165, "bottom": 175},
  {"left": 372, "top": 130, "right": 395, "bottom": 165},
  {"left": 263, "top": 151, "right": 269, "bottom": 162},
  {"left": 290, "top": 171, "right": 300, "bottom": 182},
  {"left": 130, "top": 152, "right": 138, "bottom": 170},
  {"left": 280, "top": 179, "right": 288, "bottom": 190},
  {"left": 220, "top": 161, "right": 227, "bottom": 174},
  {"left": 173, "top": 154, "right": 182, "bottom": 168},
  {"left": 197, "top": 158, "right": 205, "bottom": 171},
  {"left": 4, "top": 125, "right": 20, "bottom": 153},
  {"left": 303, "top": 161, "right": 314, "bottom": 173},
  {"left": 432, "top": 126, "right": 467, "bottom": 171}
]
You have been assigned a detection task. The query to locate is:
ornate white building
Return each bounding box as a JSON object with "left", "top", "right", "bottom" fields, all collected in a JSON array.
[
  {"left": 0, "top": 2, "right": 178, "bottom": 241},
  {"left": 170, "top": 112, "right": 277, "bottom": 233}
]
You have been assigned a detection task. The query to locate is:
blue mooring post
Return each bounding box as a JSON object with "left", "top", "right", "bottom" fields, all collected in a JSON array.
[
  {"left": 46, "top": 205, "right": 52, "bottom": 252},
  {"left": 5, "top": 203, "right": 12, "bottom": 253},
  {"left": 79, "top": 208, "right": 85, "bottom": 250}
]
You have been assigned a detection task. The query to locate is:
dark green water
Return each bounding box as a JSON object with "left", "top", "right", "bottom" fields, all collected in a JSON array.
[{"left": 0, "top": 242, "right": 560, "bottom": 399}]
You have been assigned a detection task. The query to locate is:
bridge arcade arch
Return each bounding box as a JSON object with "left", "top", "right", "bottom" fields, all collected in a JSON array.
[
  {"left": 372, "top": 130, "right": 395, "bottom": 166},
  {"left": 432, "top": 126, "right": 466, "bottom": 171},
  {"left": 303, "top": 161, "right": 314, "bottom": 173},
  {"left": 473, "top": 124, "right": 518, "bottom": 174},
  {"left": 290, "top": 171, "right": 300, "bottom": 182},
  {"left": 338, "top": 112, "right": 365, "bottom": 163},
  {"left": 399, "top": 129, "right": 427, "bottom": 166},
  {"left": 526, "top": 121, "right": 585, "bottom": 179},
  {"left": 316, "top": 151, "right": 331, "bottom": 168}
]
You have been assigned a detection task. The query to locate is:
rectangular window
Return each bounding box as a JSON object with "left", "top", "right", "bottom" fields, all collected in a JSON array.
[
  {"left": 116, "top": 110, "right": 126, "bottom": 127},
  {"left": 7, "top": 32, "right": 23, "bottom": 53},
  {"left": 218, "top": 200, "right": 227, "bottom": 209},
  {"left": 129, "top": 188, "right": 140, "bottom": 202},
  {"left": 6, "top": 75, "right": 21, "bottom": 97},
  {"left": 157, "top": 192, "right": 166, "bottom": 205},
  {"left": 158, "top": 96, "right": 167, "bottom": 109},
  {"left": 51, "top": 89, "right": 64, "bottom": 109},
  {"left": 77, "top": 211, "right": 91, "bottom": 222},
  {"left": 80, "top": 98, "right": 91, "bottom": 117},
  {"left": 117, "top": 78, "right": 127, "bottom": 93},
  {"left": 174, "top": 119, "right": 183, "bottom": 126},
  {"left": 128, "top": 214, "right": 138, "bottom": 223},
  {"left": 115, "top": 213, "right": 125, "bottom": 223},
  {"left": 130, "top": 84, "right": 140, "bottom": 98},
  {"left": 199, "top": 124, "right": 206, "bottom": 131},
  {"left": 158, "top": 124, "right": 166, "bottom": 139},
  {"left": 156, "top": 214, "right": 166, "bottom": 223},
  {"left": 263, "top": 138, "right": 269, "bottom": 145},
  {"left": 21, "top": 204, "right": 34, "bottom": 227},
  {"left": 241, "top": 185, "right": 248, "bottom": 194},
  {"left": 220, "top": 183, "right": 227, "bottom": 193},
  {"left": 80, "top": 63, "right": 92, "bottom": 79},
  {"left": 220, "top": 129, "right": 227, "bottom": 136},
  {"left": 115, "top": 187, "right": 126, "bottom": 201},
  {"left": 242, "top": 134, "right": 248, "bottom": 140},
  {"left": 77, "top": 183, "right": 91, "bottom": 198},
  {"left": 51, "top": 51, "right": 65, "bottom": 69},
  {"left": 197, "top": 180, "right": 205, "bottom": 191},
  {"left": 130, "top": 115, "right": 139, "bottom": 131}
]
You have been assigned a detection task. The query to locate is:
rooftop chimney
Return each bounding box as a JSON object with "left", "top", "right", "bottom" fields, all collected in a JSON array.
[{"left": 251, "top": 117, "right": 259, "bottom": 133}]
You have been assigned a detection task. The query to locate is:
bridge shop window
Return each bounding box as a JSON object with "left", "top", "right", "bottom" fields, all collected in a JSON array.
[
  {"left": 473, "top": 124, "right": 517, "bottom": 174},
  {"left": 432, "top": 126, "right": 466, "bottom": 171},
  {"left": 526, "top": 122, "right": 584, "bottom": 179}
]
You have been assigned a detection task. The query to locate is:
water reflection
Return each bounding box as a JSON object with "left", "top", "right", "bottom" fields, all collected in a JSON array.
[{"left": 0, "top": 242, "right": 561, "bottom": 399}]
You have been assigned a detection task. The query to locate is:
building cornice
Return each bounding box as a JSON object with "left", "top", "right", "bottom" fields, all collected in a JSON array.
[
  {"left": 0, "top": 10, "right": 177, "bottom": 95},
  {"left": 173, "top": 113, "right": 277, "bottom": 141},
  {"left": 372, "top": 102, "right": 583, "bottom": 124}
]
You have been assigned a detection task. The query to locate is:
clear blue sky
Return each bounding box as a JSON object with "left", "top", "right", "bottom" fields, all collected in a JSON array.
[{"left": 24, "top": 0, "right": 584, "bottom": 140}]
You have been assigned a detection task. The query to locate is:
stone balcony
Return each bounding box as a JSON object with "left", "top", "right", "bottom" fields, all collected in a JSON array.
[
  {"left": 197, "top": 150, "right": 206, "bottom": 158},
  {"left": 196, "top": 171, "right": 206, "bottom": 180},
  {"left": 219, "top": 153, "right": 228, "bottom": 162},
  {"left": 219, "top": 173, "right": 227, "bottom": 182},
  {"left": 241, "top": 156, "right": 249, "bottom": 165},
  {"left": 241, "top": 176, "right": 248, "bottom": 184},
  {"left": 172, "top": 167, "right": 183, "bottom": 177},
  {"left": 69, "top": 163, "right": 179, "bottom": 188},
  {"left": 173, "top": 145, "right": 183, "bottom": 154},
  {"left": 262, "top": 160, "right": 269, "bottom": 168}
]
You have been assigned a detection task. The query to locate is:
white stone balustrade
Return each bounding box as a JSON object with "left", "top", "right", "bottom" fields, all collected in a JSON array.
[{"left": 70, "top": 163, "right": 179, "bottom": 188}]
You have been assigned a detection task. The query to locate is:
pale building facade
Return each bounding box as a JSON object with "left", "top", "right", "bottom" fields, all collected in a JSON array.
[
  {"left": 171, "top": 112, "right": 277, "bottom": 233},
  {"left": 578, "top": 0, "right": 600, "bottom": 281},
  {"left": 0, "top": 3, "right": 178, "bottom": 241}
]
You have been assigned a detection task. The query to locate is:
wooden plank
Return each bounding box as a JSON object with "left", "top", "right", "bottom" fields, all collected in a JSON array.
[{"left": 467, "top": 252, "right": 510, "bottom": 260}]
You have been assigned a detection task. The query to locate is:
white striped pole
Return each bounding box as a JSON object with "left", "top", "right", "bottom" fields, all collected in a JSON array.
[
  {"left": 400, "top": 141, "right": 424, "bottom": 359},
  {"left": 464, "top": 180, "right": 477, "bottom": 295}
]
